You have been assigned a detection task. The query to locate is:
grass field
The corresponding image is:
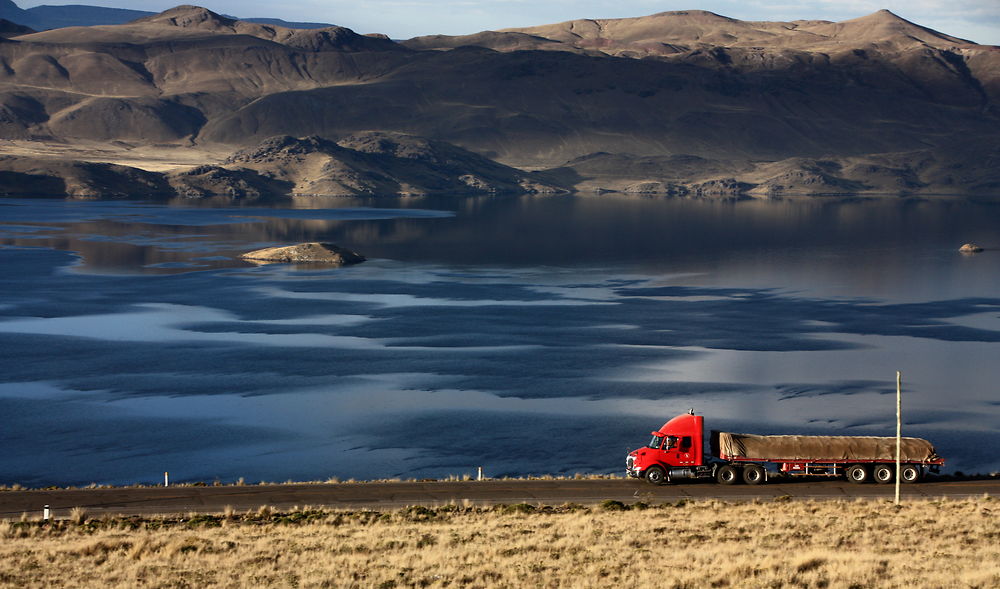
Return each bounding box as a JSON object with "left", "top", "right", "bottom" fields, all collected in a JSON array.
[{"left": 1, "top": 497, "right": 997, "bottom": 588}]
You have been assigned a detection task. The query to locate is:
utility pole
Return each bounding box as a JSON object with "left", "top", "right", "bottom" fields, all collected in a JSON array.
[{"left": 895, "top": 370, "right": 901, "bottom": 506}]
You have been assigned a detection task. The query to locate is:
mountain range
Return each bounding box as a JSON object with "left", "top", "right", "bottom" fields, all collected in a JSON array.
[{"left": 0, "top": 4, "right": 997, "bottom": 197}]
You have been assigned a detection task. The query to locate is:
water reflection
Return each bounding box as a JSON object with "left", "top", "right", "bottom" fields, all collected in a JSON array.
[
  {"left": 3, "top": 195, "right": 1000, "bottom": 293},
  {"left": 1, "top": 195, "right": 999, "bottom": 485}
]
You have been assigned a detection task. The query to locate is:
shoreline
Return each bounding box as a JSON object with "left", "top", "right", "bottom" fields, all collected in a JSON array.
[{"left": 2, "top": 139, "right": 997, "bottom": 200}]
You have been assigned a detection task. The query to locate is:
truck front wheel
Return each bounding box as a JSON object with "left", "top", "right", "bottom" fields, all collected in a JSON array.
[
  {"left": 742, "top": 464, "right": 766, "bottom": 485},
  {"left": 644, "top": 466, "right": 667, "bottom": 486},
  {"left": 846, "top": 464, "right": 870, "bottom": 484},
  {"left": 716, "top": 464, "right": 740, "bottom": 485}
]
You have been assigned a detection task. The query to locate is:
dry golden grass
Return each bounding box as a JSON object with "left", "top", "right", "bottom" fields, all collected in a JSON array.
[{"left": 1, "top": 497, "right": 997, "bottom": 588}]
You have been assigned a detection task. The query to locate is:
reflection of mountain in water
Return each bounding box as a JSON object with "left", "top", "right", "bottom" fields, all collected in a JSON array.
[{"left": 3, "top": 196, "right": 1000, "bottom": 285}]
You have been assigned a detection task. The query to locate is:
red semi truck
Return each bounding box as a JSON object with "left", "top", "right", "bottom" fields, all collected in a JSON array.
[{"left": 626, "top": 411, "right": 944, "bottom": 485}]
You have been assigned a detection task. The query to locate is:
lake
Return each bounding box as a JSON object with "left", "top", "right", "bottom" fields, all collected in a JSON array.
[{"left": 1, "top": 194, "right": 999, "bottom": 486}]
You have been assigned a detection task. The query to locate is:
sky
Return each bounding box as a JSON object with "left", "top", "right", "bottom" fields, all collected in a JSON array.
[{"left": 17, "top": 0, "right": 1000, "bottom": 45}]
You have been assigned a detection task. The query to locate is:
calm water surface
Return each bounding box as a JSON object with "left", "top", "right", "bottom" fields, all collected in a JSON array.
[{"left": 1, "top": 195, "right": 999, "bottom": 485}]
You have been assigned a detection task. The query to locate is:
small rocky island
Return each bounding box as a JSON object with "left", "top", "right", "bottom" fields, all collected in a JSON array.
[
  {"left": 959, "top": 243, "right": 984, "bottom": 253},
  {"left": 241, "top": 242, "right": 366, "bottom": 265}
]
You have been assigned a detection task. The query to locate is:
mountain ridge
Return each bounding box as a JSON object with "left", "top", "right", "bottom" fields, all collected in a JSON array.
[
  {"left": 13, "top": 5, "right": 402, "bottom": 52},
  {"left": 0, "top": 0, "right": 335, "bottom": 32},
  {"left": 404, "top": 8, "right": 977, "bottom": 57}
]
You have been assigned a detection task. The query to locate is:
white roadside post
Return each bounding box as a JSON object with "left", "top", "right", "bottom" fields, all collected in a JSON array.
[
  {"left": 43, "top": 505, "right": 50, "bottom": 522},
  {"left": 164, "top": 471, "right": 169, "bottom": 487},
  {"left": 895, "top": 371, "right": 902, "bottom": 506}
]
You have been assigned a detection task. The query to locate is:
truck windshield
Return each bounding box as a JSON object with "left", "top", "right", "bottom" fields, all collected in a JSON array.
[{"left": 648, "top": 435, "right": 663, "bottom": 449}]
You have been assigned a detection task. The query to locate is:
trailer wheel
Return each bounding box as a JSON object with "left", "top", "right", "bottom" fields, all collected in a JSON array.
[
  {"left": 645, "top": 466, "right": 667, "bottom": 486},
  {"left": 716, "top": 464, "right": 740, "bottom": 485},
  {"left": 873, "top": 464, "right": 894, "bottom": 484},
  {"left": 846, "top": 464, "right": 869, "bottom": 484},
  {"left": 900, "top": 464, "right": 922, "bottom": 484},
  {"left": 742, "top": 464, "right": 766, "bottom": 485}
]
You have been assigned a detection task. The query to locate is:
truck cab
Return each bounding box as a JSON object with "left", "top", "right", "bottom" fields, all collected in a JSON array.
[{"left": 627, "top": 412, "right": 713, "bottom": 484}]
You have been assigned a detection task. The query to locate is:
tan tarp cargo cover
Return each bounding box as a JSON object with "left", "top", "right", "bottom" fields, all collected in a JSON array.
[{"left": 713, "top": 431, "right": 938, "bottom": 462}]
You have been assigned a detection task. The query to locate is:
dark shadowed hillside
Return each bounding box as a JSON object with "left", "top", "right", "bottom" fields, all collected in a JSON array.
[
  {"left": 0, "top": 5, "right": 997, "bottom": 196},
  {"left": 0, "top": 17, "right": 31, "bottom": 37}
]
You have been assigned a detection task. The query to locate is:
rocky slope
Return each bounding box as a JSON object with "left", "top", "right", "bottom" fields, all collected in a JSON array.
[
  {"left": 0, "top": 5, "right": 997, "bottom": 196},
  {"left": 219, "top": 133, "right": 560, "bottom": 196}
]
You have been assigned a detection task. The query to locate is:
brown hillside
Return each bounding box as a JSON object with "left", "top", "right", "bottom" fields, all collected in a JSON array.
[
  {"left": 512, "top": 9, "right": 974, "bottom": 53},
  {"left": 410, "top": 9, "right": 976, "bottom": 57},
  {"left": 221, "top": 133, "right": 562, "bottom": 196},
  {"left": 20, "top": 5, "right": 402, "bottom": 51}
]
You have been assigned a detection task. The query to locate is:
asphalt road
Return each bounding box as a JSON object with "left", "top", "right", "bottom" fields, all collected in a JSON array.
[{"left": 2, "top": 478, "right": 998, "bottom": 518}]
